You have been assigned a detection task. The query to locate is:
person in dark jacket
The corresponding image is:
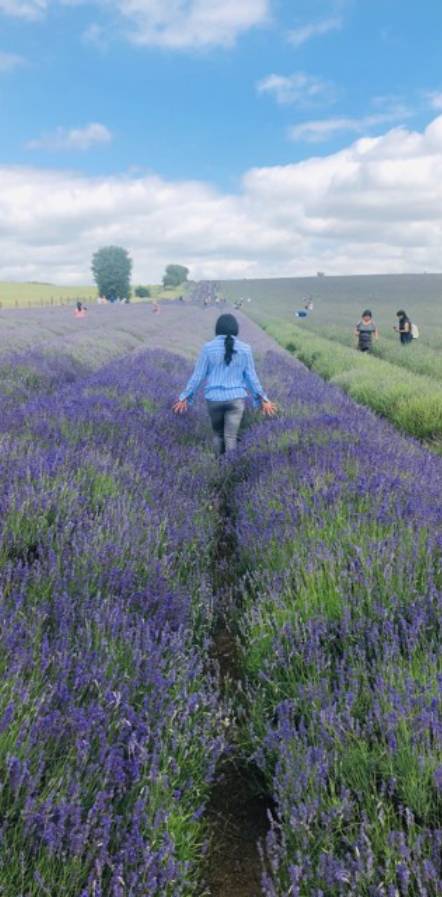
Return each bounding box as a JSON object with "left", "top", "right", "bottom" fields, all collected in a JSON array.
[{"left": 394, "top": 310, "right": 413, "bottom": 344}]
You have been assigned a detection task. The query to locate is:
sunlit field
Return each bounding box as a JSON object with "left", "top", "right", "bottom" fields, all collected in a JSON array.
[
  {"left": 1, "top": 303, "right": 441, "bottom": 896},
  {"left": 215, "top": 274, "right": 442, "bottom": 447},
  {"left": 219, "top": 273, "right": 442, "bottom": 351},
  {"left": 0, "top": 282, "right": 187, "bottom": 308}
]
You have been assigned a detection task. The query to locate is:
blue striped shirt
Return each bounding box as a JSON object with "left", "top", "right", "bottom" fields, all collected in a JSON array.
[{"left": 179, "top": 336, "right": 269, "bottom": 405}]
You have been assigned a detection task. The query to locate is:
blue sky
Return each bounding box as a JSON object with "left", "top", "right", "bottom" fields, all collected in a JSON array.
[{"left": 1, "top": 0, "right": 442, "bottom": 282}]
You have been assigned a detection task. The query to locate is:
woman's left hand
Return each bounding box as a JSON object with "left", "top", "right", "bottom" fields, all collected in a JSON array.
[
  {"left": 173, "top": 399, "right": 188, "bottom": 414},
  {"left": 261, "top": 400, "right": 278, "bottom": 417}
]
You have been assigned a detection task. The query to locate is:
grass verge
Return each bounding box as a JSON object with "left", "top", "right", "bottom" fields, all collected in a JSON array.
[{"left": 261, "top": 319, "right": 442, "bottom": 446}]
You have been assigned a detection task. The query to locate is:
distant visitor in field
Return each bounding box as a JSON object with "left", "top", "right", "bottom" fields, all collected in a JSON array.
[
  {"left": 394, "top": 310, "right": 414, "bottom": 344},
  {"left": 152, "top": 301, "right": 160, "bottom": 314},
  {"left": 74, "top": 301, "right": 87, "bottom": 319},
  {"left": 295, "top": 297, "right": 314, "bottom": 318},
  {"left": 355, "top": 309, "right": 378, "bottom": 352},
  {"left": 173, "top": 313, "right": 277, "bottom": 454}
]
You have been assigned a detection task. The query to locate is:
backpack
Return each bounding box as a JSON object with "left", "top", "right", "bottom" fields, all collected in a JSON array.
[{"left": 411, "top": 322, "right": 419, "bottom": 339}]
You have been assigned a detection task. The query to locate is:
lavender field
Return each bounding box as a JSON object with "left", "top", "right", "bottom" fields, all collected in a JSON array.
[{"left": 0, "top": 304, "right": 441, "bottom": 897}]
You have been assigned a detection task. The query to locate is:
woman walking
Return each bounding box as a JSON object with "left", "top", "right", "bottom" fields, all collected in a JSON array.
[
  {"left": 173, "top": 314, "right": 277, "bottom": 454},
  {"left": 354, "top": 309, "right": 378, "bottom": 352},
  {"left": 394, "top": 310, "right": 413, "bottom": 344}
]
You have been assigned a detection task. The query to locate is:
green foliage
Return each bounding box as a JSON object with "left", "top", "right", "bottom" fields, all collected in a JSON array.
[
  {"left": 299, "top": 324, "right": 442, "bottom": 383},
  {"left": 266, "top": 320, "right": 442, "bottom": 444},
  {"left": 162, "top": 264, "right": 189, "bottom": 289},
  {"left": 91, "top": 245, "right": 132, "bottom": 302},
  {"left": 134, "top": 285, "right": 151, "bottom": 298}
]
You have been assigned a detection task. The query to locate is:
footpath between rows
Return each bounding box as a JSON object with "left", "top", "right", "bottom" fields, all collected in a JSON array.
[{"left": 205, "top": 465, "right": 273, "bottom": 897}]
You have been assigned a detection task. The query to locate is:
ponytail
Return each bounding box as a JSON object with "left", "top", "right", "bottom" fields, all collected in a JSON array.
[
  {"left": 215, "top": 314, "right": 239, "bottom": 366},
  {"left": 224, "top": 334, "right": 235, "bottom": 365}
]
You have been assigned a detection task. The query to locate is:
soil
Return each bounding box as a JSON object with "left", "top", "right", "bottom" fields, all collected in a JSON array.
[
  {"left": 211, "top": 624, "right": 242, "bottom": 688},
  {"left": 205, "top": 763, "right": 272, "bottom": 897},
  {"left": 205, "top": 464, "right": 273, "bottom": 897},
  {"left": 208, "top": 616, "right": 271, "bottom": 897}
]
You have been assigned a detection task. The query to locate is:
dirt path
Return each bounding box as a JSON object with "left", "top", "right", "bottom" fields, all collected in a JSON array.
[
  {"left": 205, "top": 759, "right": 271, "bottom": 897},
  {"left": 204, "top": 478, "right": 273, "bottom": 897}
]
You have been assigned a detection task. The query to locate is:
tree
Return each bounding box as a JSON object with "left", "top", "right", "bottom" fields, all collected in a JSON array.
[
  {"left": 162, "top": 264, "right": 189, "bottom": 289},
  {"left": 92, "top": 246, "right": 132, "bottom": 302},
  {"left": 135, "top": 286, "right": 150, "bottom": 298}
]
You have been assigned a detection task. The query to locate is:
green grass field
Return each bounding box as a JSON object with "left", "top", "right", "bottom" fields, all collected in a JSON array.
[
  {"left": 0, "top": 282, "right": 187, "bottom": 308},
  {"left": 0, "top": 282, "right": 98, "bottom": 307},
  {"left": 216, "top": 273, "right": 442, "bottom": 447},
  {"left": 218, "top": 273, "right": 442, "bottom": 351}
]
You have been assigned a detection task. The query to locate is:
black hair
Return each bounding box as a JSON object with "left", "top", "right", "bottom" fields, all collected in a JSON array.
[
  {"left": 215, "top": 314, "right": 239, "bottom": 365},
  {"left": 362, "top": 309, "right": 372, "bottom": 318},
  {"left": 396, "top": 309, "right": 407, "bottom": 317}
]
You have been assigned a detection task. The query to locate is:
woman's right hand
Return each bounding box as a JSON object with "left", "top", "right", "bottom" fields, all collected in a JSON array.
[{"left": 173, "top": 399, "right": 188, "bottom": 414}]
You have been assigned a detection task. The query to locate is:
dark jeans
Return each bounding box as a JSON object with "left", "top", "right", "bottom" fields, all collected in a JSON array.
[{"left": 207, "top": 399, "right": 245, "bottom": 455}]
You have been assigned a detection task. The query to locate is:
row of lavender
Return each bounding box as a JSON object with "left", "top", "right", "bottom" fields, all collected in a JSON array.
[
  {"left": 233, "top": 354, "right": 442, "bottom": 896},
  {"left": 0, "top": 350, "right": 224, "bottom": 896}
]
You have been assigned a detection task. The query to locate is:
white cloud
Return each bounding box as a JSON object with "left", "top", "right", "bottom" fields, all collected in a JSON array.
[
  {"left": 0, "top": 0, "right": 46, "bottom": 18},
  {"left": 289, "top": 106, "right": 411, "bottom": 142},
  {"left": 257, "top": 72, "right": 336, "bottom": 106},
  {"left": 0, "top": 0, "right": 269, "bottom": 48},
  {"left": 2, "top": 116, "right": 442, "bottom": 283},
  {"left": 289, "top": 15, "right": 342, "bottom": 47},
  {"left": 82, "top": 22, "right": 108, "bottom": 47},
  {"left": 425, "top": 91, "right": 442, "bottom": 111},
  {"left": 27, "top": 123, "right": 113, "bottom": 151},
  {"left": 0, "top": 51, "right": 26, "bottom": 70},
  {"left": 117, "top": 0, "right": 270, "bottom": 48}
]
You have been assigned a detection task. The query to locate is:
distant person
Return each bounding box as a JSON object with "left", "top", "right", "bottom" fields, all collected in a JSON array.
[
  {"left": 355, "top": 309, "right": 378, "bottom": 352},
  {"left": 173, "top": 313, "right": 277, "bottom": 454},
  {"left": 295, "top": 296, "right": 314, "bottom": 318},
  {"left": 152, "top": 301, "right": 160, "bottom": 314},
  {"left": 394, "top": 310, "right": 413, "bottom": 344},
  {"left": 74, "top": 301, "right": 87, "bottom": 319}
]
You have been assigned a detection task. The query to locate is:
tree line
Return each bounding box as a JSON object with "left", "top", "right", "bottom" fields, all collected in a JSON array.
[{"left": 91, "top": 246, "right": 189, "bottom": 301}]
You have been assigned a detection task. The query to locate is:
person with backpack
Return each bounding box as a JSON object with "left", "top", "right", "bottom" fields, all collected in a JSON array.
[
  {"left": 394, "top": 310, "right": 414, "bottom": 344},
  {"left": 354, "top": 309, "right": 378, "bottom": 352},
  {"left": 173, "top": 313, "right": 277, "bottom": 454}
]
